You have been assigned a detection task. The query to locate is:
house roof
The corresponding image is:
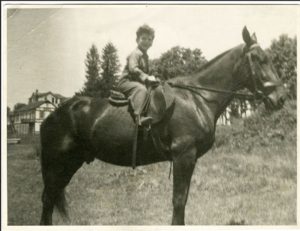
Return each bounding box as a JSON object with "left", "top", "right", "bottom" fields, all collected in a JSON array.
[
  {"left": 35, "top": 91, "right": 67, "bottom": 99},
  {"left": 14, "top": 100, "right": 53, "bottom": 112},
  {"left": 53, "top": 93, "right": 67, "bottom": 99}
]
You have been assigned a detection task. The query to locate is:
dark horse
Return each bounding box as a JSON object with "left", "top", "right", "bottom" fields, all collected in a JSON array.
[{"left": 40, "top": 27, "right": 286, "bottom": 225}]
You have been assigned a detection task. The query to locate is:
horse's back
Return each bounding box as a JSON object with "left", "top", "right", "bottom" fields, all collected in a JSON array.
[
  {"left": 90, "top": 99, "right": 135, "bottom": 143},
  {"left": 63, "top": 96, "right": 135, "bottom": 137},
  {"left": 41, "top": 96, "right": 132, "bottom": 140}
]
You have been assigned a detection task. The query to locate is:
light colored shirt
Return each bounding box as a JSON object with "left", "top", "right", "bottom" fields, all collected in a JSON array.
[{"left": 117, "top": 47, "right": 150, "bottom": 83}]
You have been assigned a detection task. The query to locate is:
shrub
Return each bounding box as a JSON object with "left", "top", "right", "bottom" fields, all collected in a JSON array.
[{"left": 215, "top": 100, "right": 296, "bottom": 152}]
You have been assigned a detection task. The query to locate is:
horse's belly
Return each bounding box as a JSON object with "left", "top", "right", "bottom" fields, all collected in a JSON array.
[{"left": 90, "top": 106, "right": 161, "bottom": 166}]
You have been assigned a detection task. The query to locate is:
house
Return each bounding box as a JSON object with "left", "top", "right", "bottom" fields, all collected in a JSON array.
[
  {"left": 7, "top": 111, "right": 16, "bottom": 136},
  {"left": 217, "top": 100, "right": 255, "bottom": 126},
  {"left": 217, "top": 107, "right": 231, "bottom": 126},
  {"left": 11, "top": 90, "right": 68, "bottom": 135},
  {"left": 28, "top": 89, "right": 66, "bottom": 108}
]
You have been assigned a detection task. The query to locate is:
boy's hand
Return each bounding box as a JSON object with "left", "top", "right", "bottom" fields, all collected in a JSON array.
[
  {"left": 145, "top": 76, "right": 160, "bottom": 87},
  {"left": 147, "top": 75, "right": 157, "bottom": 82}
]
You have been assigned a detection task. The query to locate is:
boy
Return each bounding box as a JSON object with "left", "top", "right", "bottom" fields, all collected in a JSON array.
[{"left": 115, "top": 24, "right": 158, "bottom": 126}]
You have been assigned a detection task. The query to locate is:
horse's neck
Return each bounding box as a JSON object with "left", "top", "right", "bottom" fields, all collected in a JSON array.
[{"left": 183, "top": 45, "right": 244, "bottom": 119}]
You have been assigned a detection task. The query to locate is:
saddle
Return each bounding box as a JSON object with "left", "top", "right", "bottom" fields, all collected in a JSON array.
[
  {"left": 109, "top": 82, "right": 175, "bottom": 169},
  {"left": 109, "top": 82, "right": 175, "bottom": 125}
]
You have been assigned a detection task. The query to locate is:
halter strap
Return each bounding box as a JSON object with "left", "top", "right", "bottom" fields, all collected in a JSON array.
[
  {"left": 249, "top": 44, "right": 260, "bottom": 50},
  {"left": 246, "top": 52, "right": 261, "bottom": 95}
]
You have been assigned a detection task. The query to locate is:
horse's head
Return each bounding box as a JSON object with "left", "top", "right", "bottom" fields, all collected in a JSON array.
[{"left": 241, "top": 26, "right": 287, "bottom": 110}]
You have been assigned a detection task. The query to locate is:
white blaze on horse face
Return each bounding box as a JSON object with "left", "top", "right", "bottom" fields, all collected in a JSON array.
[{"left": 61, "top": 134, "right": 73, "bottom": 151}]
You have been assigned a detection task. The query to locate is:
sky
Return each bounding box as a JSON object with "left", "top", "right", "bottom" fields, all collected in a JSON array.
[{"left": 5, "top": 4, "right": 298, "bottom": 108}]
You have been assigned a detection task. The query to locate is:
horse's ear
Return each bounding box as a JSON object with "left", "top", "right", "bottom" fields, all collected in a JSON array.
[
  {"left": 242, "top": 26, "right": 252, "bottom": 47},
  {"left": 251, "top": 33, "right": 257, "bottom": 43}
]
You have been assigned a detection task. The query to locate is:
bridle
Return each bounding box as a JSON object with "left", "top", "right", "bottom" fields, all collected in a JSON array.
[
  {"left": 168, "top": 44, "right": 274, "bottom": 101},
  {"left": 244, "top": 43, "right": 265, "bottom": 99}
]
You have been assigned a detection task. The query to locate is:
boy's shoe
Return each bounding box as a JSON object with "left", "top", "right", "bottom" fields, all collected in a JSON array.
[{"left": 139, "top": 116, "right": 152, "bottom": 126}]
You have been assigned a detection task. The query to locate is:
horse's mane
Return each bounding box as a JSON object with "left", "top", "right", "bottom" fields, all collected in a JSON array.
[
  {"left": 168, "top": 49, "right": 232, "bottom": 86},
  {"left": 168, "top": 44, "right": 245, "bottom": 86},
  {"left": 197, "top": 48, "right": 232, "bottom": 72},
  {"left": 198, "top": 44, "right": 246, "bottom": 73}
]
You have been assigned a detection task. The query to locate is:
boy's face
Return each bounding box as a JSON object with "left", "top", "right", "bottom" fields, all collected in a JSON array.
[{"left": 137, "top": 33, "right": 154, "bottom": 51}]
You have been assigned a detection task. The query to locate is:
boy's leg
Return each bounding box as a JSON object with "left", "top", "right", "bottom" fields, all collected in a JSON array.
[{"left": 117, "top": 79, "right": 152, "bottom": 125}]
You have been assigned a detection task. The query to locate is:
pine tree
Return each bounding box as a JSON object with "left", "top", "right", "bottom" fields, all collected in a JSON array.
[
  {"left": 79, "top": 44, "right": 102, "bottom": 97},
  {"left": 100, "top": 42, "right": 121, "bottom": 98}
]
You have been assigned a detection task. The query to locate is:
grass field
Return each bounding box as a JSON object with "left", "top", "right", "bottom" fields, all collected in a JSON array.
[{"left": 6, "top": 125, "right": 296, "bottom": 225}]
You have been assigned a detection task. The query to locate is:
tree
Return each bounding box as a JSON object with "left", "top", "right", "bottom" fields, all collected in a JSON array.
[
  {"left": 266, "top": 35, "right": 297, "bottom": 99},
  {"left": 100, "top": 42, "right": 121, "bottom": 98},
  {"left": 79, "top": 44, "right": 102, "bottom": 97},
  {"left": 150, "top": 46, "right": 207, "bottom": 80},
  {"left": 13, "top": 103, "right": 26, "bottom": 112}
]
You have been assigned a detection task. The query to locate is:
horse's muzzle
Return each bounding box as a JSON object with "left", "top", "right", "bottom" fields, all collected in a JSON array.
[{"left": 264, "top": 86, "right": 287, "bottom": 110}]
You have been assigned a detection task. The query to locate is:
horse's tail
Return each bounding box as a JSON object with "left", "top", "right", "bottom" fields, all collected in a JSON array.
[
  {"left": 40, "top": 96, "right": 88, "bottom": 224},
  {"left": 54, "top": 190, "right": 68, "bottom": 218},
  {"left": 40, "top": 182, "right": 68, "bottom": 218},
  {"left": 40, "top": 115, "right": 69, "bottom": 221}
]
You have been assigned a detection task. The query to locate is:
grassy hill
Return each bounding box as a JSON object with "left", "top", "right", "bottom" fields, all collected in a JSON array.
[{"left": 7, "top": 101, "right": 296, "bottom": 225}]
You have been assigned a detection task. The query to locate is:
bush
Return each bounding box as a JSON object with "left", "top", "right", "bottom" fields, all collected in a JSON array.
[
  {"left": 244, "top": 100, "right": 296, "bottom": 138},
  {"left": 215, "top": 100, "right": 296, "bottom": 152}
]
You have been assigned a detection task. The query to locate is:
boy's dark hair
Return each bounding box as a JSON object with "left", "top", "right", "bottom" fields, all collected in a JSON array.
[{"left": 136, "top": 24, "right": 155, "bottom": 40}]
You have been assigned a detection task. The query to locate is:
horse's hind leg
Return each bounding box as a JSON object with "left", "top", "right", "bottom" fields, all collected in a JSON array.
[
  {"left": 171, "top": 146, "right": 196, "bottom": 225},
  {"left": 40, "top": 140, "right": 85, "bottom": 225}
]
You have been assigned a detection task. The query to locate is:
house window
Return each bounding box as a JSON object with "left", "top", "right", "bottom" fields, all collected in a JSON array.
[{"left": 52, "top": 98, "right": 54, "bottom": 103}]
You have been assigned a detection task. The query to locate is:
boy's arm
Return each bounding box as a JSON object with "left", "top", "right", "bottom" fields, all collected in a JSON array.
[{"left": 128, "top": 52, "right": 149, "bottom": 83}]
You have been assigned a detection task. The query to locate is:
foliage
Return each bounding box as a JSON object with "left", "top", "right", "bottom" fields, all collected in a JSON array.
[
  {"left": 78, "top": 44, "right": 102, "bottom": 97},
  {"left": 100, "top": 42, "right": 121, "bottom": 98},
  {"left": 150, "top": 46, "right": 207, "bottom": 80},
  {"left": 77, "top": 43, "right": 121, "bottom": 98},
  {"left": 13, "top": 103, "right": 27, "bottom": 112},
  {"left": 215, "top": 100, "right": 296, "bottom": 152},
  {"left": 266, "top": 35, "right": 297, "bottom": 99},
  {"left": 244, "top": 100, "right": 296, "bottom": 140},
  {"left": 229, "top": 97, "right": 259, "bottom": 119}
]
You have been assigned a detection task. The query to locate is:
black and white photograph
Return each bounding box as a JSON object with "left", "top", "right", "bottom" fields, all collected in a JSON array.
[{"left": 2, "top": 2, "right": 298, "bottom": 228}]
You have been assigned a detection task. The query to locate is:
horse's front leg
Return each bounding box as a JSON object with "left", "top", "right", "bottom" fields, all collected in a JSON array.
[{"left": 171, "top": 145, "right": 196, "bottom": 225}]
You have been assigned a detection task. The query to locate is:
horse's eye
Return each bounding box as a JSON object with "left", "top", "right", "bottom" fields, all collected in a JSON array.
[
  {"left": 263, "top": 56, "right": 269, "bottom": 64},
  {"left": 253, "top": 54, "right": 266, "bottom": 64}
]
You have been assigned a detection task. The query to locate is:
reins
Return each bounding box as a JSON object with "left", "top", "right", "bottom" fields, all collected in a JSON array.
[
  {"left": 168, "top": 44, "right": 267, "bottom": 101},
  {"left": 168, "top": 82, "right": 262, "bottom": 100}
]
